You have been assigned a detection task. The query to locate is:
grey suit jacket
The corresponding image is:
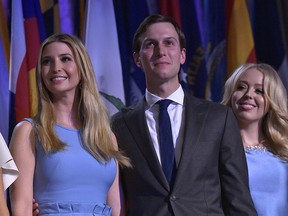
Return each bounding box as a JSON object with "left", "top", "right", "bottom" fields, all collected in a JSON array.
[{"left": 111, "top": 92, "right": 257, "bottom": 216}]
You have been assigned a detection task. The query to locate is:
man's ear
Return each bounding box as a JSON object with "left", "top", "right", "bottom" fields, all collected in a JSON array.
[
  {"left": 133, "top": 52, "right": 141, "bottom": 68},
  {"left": 180, "top": 48, "right": 186, "bottom": 65}
]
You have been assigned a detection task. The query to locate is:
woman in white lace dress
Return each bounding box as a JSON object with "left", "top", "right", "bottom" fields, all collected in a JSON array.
[{"left": 0, "top": 133, "right": 19, "bottom": 216}]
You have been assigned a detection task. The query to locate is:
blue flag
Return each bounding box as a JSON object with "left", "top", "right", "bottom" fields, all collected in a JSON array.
[{"left": 113, "top": 0, "right": 150, "bottom": 106}]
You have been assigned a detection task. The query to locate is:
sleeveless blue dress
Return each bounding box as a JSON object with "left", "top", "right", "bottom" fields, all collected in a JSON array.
[
  {"left": 26, "top": 119, "right": 116, "bottom": 216},
  {"left": 245, "top": 146, "right": 288, "bottom": 216}
]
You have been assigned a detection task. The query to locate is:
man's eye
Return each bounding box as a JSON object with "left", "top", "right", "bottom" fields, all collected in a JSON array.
[
  {"left": 145, "top": 42, "right": 155, "bottom": 48},
  {"left": 165, "top": 41, "right": 174, "bottom": 46}
]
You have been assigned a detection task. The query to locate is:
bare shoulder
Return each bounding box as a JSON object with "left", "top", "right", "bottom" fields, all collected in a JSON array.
[
  {"left": 10, "top": 120, "right": 34, "bottom": 150},
  {"left": 13, "top": 120, "right": 33, "bottom": 131}
]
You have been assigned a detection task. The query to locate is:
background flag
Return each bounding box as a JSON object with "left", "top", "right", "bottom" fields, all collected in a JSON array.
[
  {"left": 179, "top": 0, "right": 208, "bottom": 98},
  {"left": 9, "top": 0, "right": 46, "bottom": 137},
  {"left": 0, "top": 1, "right": 10, "bottom": 142},
  {"left": 83, "top": 0, "right": 125, "bottom": 116},
  {"left": 202, "top": 0, "right": 226, "bottom": 102},
  {"left": 113, "top": 0, "right": 150, "bottom": 106},
  {"left": 226, "top": 0, "right": 256, "bottom": 76}
]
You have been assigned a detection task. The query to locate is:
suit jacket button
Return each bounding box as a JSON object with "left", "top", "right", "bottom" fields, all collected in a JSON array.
[{"left": 170, "top": 195, "right": 176, "bottom": 201}]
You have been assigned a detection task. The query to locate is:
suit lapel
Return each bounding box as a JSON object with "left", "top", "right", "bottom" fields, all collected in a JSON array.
[
  {"left": 123, "top": 99, "right": 169, "bottom": 190},
  {"left": 174, "top": 93, "right": 209, "bottom": 187}
]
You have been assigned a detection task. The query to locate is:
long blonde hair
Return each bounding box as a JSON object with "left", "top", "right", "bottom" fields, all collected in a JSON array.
[
  {"left": 33, "top": 33, "right": 130, "bottom": 167},
  {"left": 222, "top": 63, "right": 288, "bottom": 161}
]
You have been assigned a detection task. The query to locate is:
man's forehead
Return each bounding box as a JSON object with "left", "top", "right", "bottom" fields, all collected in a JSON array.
[{"left": 141, "top": 23, "right": 178, "bottom": 40}]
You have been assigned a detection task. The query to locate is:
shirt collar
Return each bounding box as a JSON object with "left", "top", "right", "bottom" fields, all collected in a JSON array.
[{"left": 145, "top": 85, "right": 184, "bottom": 108}]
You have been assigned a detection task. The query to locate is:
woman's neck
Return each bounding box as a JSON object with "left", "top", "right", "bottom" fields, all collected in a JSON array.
[
  {"left": 54, "top": 101, "right": 81, "bottom": 129},
  {"left": 239, "top": 122, "right": 264, "bottom": 147}
]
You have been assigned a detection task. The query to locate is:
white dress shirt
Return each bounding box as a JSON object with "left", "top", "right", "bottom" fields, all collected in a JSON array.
[{"left": 145, "top": 86, "right": 185, "bottom": 164}]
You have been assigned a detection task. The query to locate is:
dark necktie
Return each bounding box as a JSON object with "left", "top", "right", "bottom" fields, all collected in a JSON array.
[{"left": 157, "top": 99, "right": 176, "bottom": 186}]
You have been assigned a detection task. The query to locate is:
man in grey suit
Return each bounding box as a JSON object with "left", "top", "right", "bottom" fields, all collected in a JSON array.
[{"left": 112, "top": 14, "right": 257, "bottom": 216}]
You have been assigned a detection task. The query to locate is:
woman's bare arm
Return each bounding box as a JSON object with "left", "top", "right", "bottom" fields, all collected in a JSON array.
[{"left": 9, "top": 121, "right": 36, "bottom": 216}]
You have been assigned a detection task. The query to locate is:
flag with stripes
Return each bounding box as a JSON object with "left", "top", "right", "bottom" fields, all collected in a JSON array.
[{"left": 9, "top": 0, "right": 46, "bottom": 136}]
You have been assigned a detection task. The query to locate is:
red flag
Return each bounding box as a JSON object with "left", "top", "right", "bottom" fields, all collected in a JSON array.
[
  {"left": 9, "top": 0, "right": 45, "bottom": 133},
  {"left": 159, "top": 0, "right": 182, "bottom": 27}
]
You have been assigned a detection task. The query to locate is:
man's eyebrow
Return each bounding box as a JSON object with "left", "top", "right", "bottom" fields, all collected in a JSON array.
[
  {"left": 143, "top": 37, "right": 177, "bottom": 42},
  {"left": 143, "top": 38, "right": 157, "bottom": 42},
  {"left": 164, "top": 37, "right": 177, "bottom": 40}
]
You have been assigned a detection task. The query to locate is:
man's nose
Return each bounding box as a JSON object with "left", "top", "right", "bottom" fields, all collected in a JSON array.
[{"left": 155, "top": 44, "right": 166, "bottom": 57}]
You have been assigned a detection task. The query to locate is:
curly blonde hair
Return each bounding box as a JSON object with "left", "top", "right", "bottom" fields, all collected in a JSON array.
[
  {"left": 33, "top": 33, "right": 130, "bottom": 167},
  {"left": 221, "top": 63, "right": 288, "bottom": 161}
]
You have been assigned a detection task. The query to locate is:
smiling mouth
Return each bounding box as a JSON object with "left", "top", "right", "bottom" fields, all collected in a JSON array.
[
  {"left": 239, "top": 103, "right": 256, "bottom": 110},
  {"left": 51, "top": 77, "right": 67, "bottom": 81}
]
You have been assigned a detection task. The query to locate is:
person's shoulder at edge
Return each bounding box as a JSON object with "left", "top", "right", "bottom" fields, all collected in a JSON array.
[
  {"left": 183, "top": 90, "right": 230, "bottom": 110},
  {"left": 11, "top": 120, "right": 33, "bottom": 135},
  {"left": 111, "top": 97, "right": 145, "bottom": 118}
]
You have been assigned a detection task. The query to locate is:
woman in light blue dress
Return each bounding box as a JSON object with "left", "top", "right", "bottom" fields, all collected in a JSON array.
[
  {"left": 9, "top": 33, "right": 130, "bottom": 216},
  {"left": 222, "top": 63, "right": 288, "bottom": 216}
]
